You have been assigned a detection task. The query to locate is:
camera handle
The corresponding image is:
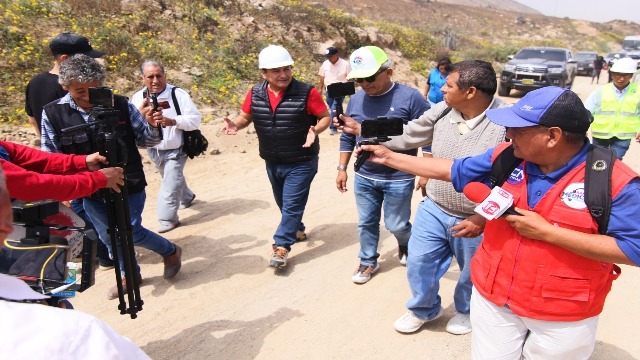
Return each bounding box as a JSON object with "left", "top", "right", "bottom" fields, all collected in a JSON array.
[
  {"left": 335, "top": 102, "right": 344, "bottom": 126},
  {"left": 354, "top": 140, "right": 378, "bottom": 172},
  {"left": 150, "top": 93, "right": 163, "bottom": 141}
]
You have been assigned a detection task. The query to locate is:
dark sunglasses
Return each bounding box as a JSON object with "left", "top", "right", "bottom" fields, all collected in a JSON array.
[{"left": 354, "top": 68, "right": 387, "bottom": 83}]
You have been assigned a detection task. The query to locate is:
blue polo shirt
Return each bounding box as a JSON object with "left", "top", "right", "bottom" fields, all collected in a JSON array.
[{"left": 450, "top": 141, "right": 640, "bottom": 266}]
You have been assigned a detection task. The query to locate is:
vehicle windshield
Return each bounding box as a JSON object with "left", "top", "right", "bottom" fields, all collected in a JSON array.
[
  {"left": 575, "top": 53, "right": 596, "bottom": 60},
  {"left": 606, "top": 52, "right": 627, "bottom": 59},
  {"left": 515, "top": 49, "right": 566, "bottom": 62},
  {"left": 622, "top": 39, "right": 640, "bottom": 51}
]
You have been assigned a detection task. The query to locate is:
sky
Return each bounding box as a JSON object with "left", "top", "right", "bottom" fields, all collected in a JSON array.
[{"left": 513, "top": 0, "right": 640, "bottom": 25}]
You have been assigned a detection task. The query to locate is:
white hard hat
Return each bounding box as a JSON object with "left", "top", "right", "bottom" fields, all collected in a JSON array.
[
  {"left": 610, "top": 57, "right": 637, "bottom": 74},
  {"left": 258, "top": 45, "right": 294, "bottom": 69}
]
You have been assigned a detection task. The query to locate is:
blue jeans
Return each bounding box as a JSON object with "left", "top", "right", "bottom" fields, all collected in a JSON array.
[
  {"left": 406, "top": 197, "right": 482, "bottom": 320},
  {"left": 83, "top": 190, "right": 176, "bottom": 276},
  {"left": 147, "top": 147, "right": 194, "bottom": 227},
  {"left": 354, "top": 175, "right": 413, "bottom": 266},
  {"left": 70, "top": 198, "right": 110, "bottom": 263},
  {"left": 265, "top": 157, "right": 318, "bottom": 250},
  {"left": 591, "top": 137, "right": 631, "bottom": 160},
  {"left": 325, "top": 95, "right": 344, "bottom": 131}
]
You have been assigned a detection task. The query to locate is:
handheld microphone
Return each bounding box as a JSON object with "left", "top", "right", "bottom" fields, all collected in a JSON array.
[{"left": 463, "top": 182, "right": 521, "bottom": 218}]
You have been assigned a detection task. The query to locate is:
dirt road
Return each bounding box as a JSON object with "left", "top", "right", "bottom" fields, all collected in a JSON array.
[{"left": 73, "top": 74, "right": 640, "bottom": 359}]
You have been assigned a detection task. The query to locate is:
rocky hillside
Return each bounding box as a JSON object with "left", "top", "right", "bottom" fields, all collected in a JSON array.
[{"left": 1, "top": 0, "right": 639, "bottom": 147}]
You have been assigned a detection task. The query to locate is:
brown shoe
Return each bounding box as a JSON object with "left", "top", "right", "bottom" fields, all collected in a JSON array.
[
  {"left": 163, "top": 245, "right": 182, "bottom": 279},
  {"left": 107, "top": 275, "right": 143, "bottom": 300}
]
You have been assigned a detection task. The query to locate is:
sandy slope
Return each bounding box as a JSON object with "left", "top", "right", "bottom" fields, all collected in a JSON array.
[{"left": 71, "top": 75, "right": 640, "bottom": 359}]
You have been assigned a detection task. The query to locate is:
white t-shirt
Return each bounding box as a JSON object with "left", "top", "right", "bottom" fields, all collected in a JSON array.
[
  {"left": 318, "top": 58, "right": 351, "bottom": 89},
  {"left": 0, "top": 274, "right": 150, "bottom": 359}
]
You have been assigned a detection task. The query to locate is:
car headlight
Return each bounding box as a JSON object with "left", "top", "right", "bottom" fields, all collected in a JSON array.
[
  {"left": 504, "top": 64, "right": 515, "bottom": 72},
  {"left": 547, "top": 67, "right": 564, "bottom": 74}
]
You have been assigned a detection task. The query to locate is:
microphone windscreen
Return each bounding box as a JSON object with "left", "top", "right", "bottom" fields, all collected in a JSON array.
[{"left": 463, "top": 182, "right": 491, "bottom": 203}]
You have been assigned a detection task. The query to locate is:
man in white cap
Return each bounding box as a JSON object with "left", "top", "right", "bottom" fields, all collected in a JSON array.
[
  {"left": 585, "top": 57, "right": 640, "bottom": 160},
  {"left": 318, "top": 46, "right": 351, "bottom": 135},
  {"left": 336, "top": 46, "right": 430, "bottom": 284},
  {"left": 222, "top": 45, "right": 330, "bottom": 269}
]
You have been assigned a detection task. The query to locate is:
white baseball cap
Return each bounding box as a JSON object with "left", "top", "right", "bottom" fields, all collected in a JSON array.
[{"left": 346, "top": 46, "right": 389, "bottom": 79}]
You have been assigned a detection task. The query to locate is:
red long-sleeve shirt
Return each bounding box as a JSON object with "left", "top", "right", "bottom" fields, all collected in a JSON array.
[{"left": 0, "top": 140, "right": 107, "bottom": 201}]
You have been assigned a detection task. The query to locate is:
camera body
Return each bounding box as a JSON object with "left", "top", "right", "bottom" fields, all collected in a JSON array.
[
  {"left": 353, "top": 117, "right": 405, "bottom": 172},
  {"left": 1, "top": 200, "right": 97, "bottom": 298},
  {"left": 360, "top": 117, "right": 404, "bottom": 139}
]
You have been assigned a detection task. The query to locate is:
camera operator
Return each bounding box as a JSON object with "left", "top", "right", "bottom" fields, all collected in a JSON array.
[
  {"left": 0, "top": 140, "right": 123, "bottom": 201},
  {"left": 336, "top": 46, "right": 430, "bottom": 284},
  {"left": 40, "top": 54, "right": 182, "bottom": 301},
  {"left": 0, "top": 168, "right": 150, "bottom": 359}
]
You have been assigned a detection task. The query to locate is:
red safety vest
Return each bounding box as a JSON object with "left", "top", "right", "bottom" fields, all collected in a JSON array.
[{"left": 471, "top": 143, "right": 636, "bottom": 321}]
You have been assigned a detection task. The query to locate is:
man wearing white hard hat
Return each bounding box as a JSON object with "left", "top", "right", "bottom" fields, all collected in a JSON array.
[
  {"left": 585, "top": 57, "right": 640, "bottom": 160},
  {"left": 335, "top": 46, "right": 430, "bottom": 284},
  {"left": 221, "top": 45, "right": 330, "bottom": 269}
]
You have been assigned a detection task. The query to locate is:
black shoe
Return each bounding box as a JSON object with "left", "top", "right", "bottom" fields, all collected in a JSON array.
[{"left": 398, "top": 245, "right": 408, "bottom": 266}]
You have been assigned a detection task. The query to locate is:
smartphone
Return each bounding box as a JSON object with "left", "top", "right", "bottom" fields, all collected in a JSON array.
[
  {"left": 360, "top": 117, "right": 404, "bottom": 139},
  {"left": 326, "top": 82, "right": 355, "bottom": 98}
]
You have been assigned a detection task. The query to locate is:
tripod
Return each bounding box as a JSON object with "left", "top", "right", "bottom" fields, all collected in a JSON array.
[{"left": 61, "top": 107, "right": 144, "bottom": 319}]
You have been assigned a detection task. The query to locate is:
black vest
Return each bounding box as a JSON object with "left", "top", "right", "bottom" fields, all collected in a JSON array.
[
  {"left": 43, "top": 95, "right": 146, "bottom": 194},
  {"left": 251, "top": 78, "right": 319, "bottom": 164}
]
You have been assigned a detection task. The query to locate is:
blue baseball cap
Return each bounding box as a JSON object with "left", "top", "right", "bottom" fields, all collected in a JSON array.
[{"left": 486, "top": 87, "right": 592, "bottom": 133}]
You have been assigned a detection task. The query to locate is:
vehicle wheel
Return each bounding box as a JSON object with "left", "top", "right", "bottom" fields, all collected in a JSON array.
[{"left": 498, "top": 83, "right": 511, "bottom": 97}]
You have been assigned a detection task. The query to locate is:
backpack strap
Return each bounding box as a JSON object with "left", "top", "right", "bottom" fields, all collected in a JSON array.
[
  {"left": 433, "top": 107, "right": 452, "bottom": 124},
  {"left": 171, "top": 87, "right": 181, "bottom": 116},
  {"left": 584, "top": 145, "right": 615, "bottom": 234},
  {"left": 490, "top": 144, "right": 523, "bottom": 187}
]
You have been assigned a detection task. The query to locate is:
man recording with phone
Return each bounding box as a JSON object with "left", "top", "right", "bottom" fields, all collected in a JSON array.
[
  {"left": 41, "top": 54, "right": 183, "bottom": 301},
  {"left": 339, "top": 60, "right": 508, "bottom": 335},
  {"left": 336, "top": 46, "right": 429, "bottom": 284},
  {"left": 131, "top": 60, "right": 202, "bottom": 234}
]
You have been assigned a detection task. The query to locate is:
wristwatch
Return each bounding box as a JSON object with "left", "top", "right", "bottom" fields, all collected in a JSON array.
[{"left": 337, "top": 165, "right": 348, "bottom": 171}]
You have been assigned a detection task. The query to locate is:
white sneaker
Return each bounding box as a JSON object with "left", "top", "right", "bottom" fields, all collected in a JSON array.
[
  {"left": 393, "top": 308, "right": 443, "bottom": 333},
  {"left": 351, "top": 263, "right": 380, "bottom": 284},
  {"left": 445, "top": 312, "right": 472, "bottom": 335}
]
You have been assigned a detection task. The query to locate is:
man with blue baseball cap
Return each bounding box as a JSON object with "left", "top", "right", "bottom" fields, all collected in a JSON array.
[{"left": 351, "top": 86, "right": 640, "bottom": 359}]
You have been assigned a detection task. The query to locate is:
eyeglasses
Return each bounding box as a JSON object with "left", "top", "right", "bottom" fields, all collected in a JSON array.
[
  {"left": 354, "top": 68, "right": 387, "bottom": 83},
  {"left": 611, "top": 73, "right": 632, "bottom": 78}
]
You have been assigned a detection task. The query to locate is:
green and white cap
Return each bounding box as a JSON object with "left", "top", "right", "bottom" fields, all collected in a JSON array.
[{"left": 346, "top": 46, "right": 389, "bottom": 79}]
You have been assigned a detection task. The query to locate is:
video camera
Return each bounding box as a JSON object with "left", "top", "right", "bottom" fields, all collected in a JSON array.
[
  {"left": 0, "top": 200, "right": 97, "bottom": 300},
  {"left": 353, "top": 117, "right": 404, "bottom": 172}
]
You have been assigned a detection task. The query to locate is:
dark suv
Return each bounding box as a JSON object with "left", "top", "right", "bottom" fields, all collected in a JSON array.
[
  {"left": 499, "top": 47, "right": 577, "bottom": 97},
  {"left": 574, "top": 51, "right": 598, "bottom": 76}
]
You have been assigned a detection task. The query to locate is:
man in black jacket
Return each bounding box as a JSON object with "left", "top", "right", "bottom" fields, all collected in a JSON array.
[
  {"left": 41, "top": 54, "right": 182, "bottom": 300},
  {"left": 221, "top": 45, "right": 330, "bottom": 268}
]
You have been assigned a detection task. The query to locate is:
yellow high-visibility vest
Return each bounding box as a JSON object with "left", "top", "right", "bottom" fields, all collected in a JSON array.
[{"left": 591, "top": 83, "right": 640, "bottom": 139}]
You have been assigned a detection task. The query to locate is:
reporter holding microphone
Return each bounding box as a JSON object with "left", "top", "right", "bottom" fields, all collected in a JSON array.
[{"left": 355, "top": 86, "right": 640, "bottom": 359}]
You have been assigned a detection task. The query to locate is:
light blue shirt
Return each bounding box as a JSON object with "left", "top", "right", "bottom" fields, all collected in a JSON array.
[{"left": 584, "top": 83, "right": 637, "bottom": 113}]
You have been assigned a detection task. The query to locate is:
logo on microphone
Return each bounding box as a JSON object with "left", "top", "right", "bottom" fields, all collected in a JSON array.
[
  {"left": 481, "top": 201, "right": 500, "bottom": 215},
  {"left": 561, "top": 182, "right": 586, "bottom": 210}
]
